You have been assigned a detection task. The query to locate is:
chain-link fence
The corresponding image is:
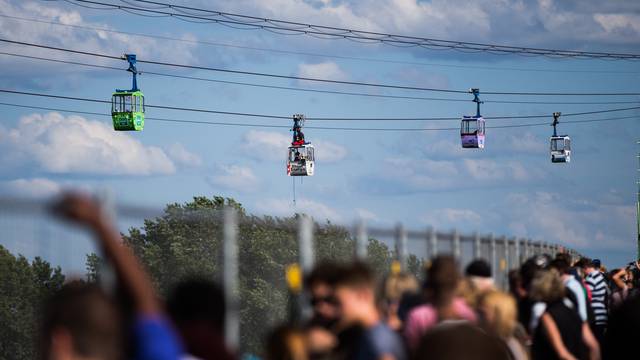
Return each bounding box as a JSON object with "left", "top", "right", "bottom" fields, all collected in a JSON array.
[{"left": 0, "top": 195, "right": 579, "bottom": 355}]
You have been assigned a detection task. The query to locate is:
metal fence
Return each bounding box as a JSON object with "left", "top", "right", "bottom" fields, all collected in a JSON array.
[{"left": 0, "top": 195, "right": 580, "bottom": 353}]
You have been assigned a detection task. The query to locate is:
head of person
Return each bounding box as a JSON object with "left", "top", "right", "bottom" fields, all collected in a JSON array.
[
  {"left": 266, "top": 325, "right": 307, "bottom": 360},
  {"left": 41, "top": 281, "right": 123, "bottom": 360},
  {"left": 549, "top": 257, "right": 571, "bottom": 276},
  {"left": 478, "top": 290, "right": 518, "bottom": 339},
  {"left": 382, "top": 272, "right": 419, "bottom": 330},
  {"left": 168, "top": 278, "right": 225, "bottom": 332},
  {"left": 330, "top": 262, "right": 377, "bottom": 327},
  {"left": 520, "top": 255, "right": 548, "bottom": 295},
  {"left": 167, "top": 278, "right": 235, "bottom": 360},
  {"left": 305, "top": 262, "right": 341, "bottom": 327},
  {"left": 592, "top": 259, "right": 602, "bottom": 270},
  {"left": 508, "top": 269, "right": 526, "bottom": 299},
  {"left": 383, "top": 272, "right": 419, "bottom": 305},
  {"left": 529, "top": 268, "right": 565, "bottom": 303},
  {"left": 465, "top": 259, "right": 494, "bottom": 292},
  {"left": 413, "top": 323, "right": 510, "bottom": 360},
  {"left": 424, "top": 255, "right": 460, "bottom": 308},
  {"left": 577, "top": 257, "right": 595, "bottom": 275}
]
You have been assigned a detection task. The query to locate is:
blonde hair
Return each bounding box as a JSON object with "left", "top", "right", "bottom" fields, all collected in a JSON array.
[
  {"left": 480, "top": 290, "right": 518, "bottom": 339},
  {"left": 457, "top": 277, "right": 481, "bottom": 308},
  {"left": 529, "top": 269, "right": 565, "bottom": 303},
  {"left": 384, "top": 272, "right": 419, "bottom": 302}
]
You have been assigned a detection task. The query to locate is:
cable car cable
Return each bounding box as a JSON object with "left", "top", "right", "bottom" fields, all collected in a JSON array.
[
  {"left": 56, "top": 0, "right": 640, "bottom": 60},
  {"left": 3, "top": 37, "right": 640, "bottom": 96},
  {"left": 3, "top": 51, "right": 638, "bottom": 106},
  {"left": 3, "top": 13, "right": 638, "bottom": 74},
  {"left": 0, "top": 101, "right": 636, "bottom": 132},
  {"left": 2, "top": 89, "right": 639, "bottom": 122}
]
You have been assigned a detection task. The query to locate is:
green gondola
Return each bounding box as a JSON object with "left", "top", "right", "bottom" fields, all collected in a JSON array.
[
  {"left": 112, "top": 90, "right": 144, "bottom": 131},
  {"left": 111, "top": 54, "right": 144, "bottom": 131}
]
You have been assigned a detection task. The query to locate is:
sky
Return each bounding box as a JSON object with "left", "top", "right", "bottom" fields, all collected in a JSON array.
[{"left": 0, "top": 0, "right": 638, "bottom": 270}]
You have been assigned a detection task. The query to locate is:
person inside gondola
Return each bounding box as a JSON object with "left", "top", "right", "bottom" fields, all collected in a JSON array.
[{"left": 293, "top": 129, "right": 306, "bottom": 146}]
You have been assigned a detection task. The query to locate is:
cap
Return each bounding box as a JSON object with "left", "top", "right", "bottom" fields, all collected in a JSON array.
[{"left": 465, "top": 259, "right": 492, "bottom": 278}]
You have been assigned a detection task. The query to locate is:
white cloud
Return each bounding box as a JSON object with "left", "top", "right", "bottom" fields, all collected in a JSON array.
[
  {"left": 297, "top": 61, "right": 348, "bottom": 82},
  {"left": 594, "top": 14, "right": 640, "bottom": 35},
  {"left": 166, "top": 143, "right": 202, "bottom": 168},
  {"left": 255, "top": 197, "right": 341, "bottom": 221},
  {"left": 503, "top": 192, "right": 635, "bottom": 249},
  {"left": 0, "top": 0, "right": 198, "bottom": 84},
  {"left": 367, "top": 156, "right": 539, "bottom": 193},
  {"left": 0, "top": 112, "right": 176, "bottom": 175},
  {"left": 190, "top": 0, "right": 640, "bottom": 55},
  {"left": 421, "top": 208, "right": 483, "bottom": 228},
  {"left": 207, "top": 164, "right": 259, "bottom": 192},
  {"left": 355, "top": 208, "right": 379, "bottom": 222},
  {"left": 0, "top": 178, "right": 61, "bottom": 198},
  {"left": 241, "top": 130, "right": 347, "bottom": 163}
]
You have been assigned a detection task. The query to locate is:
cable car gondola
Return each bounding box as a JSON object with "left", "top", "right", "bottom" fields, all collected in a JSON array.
[
  {"left": 461, "top": 88, "right": 485, "bottom": 149},
  {"left": 112, "top": 54, "right": 144, "bottom": 131},
  {"left": 287, "top": 114, "right": 315, "bottom": 176},
  {"left": 550, "top": 112, "right": 571, "bottom": 163}
]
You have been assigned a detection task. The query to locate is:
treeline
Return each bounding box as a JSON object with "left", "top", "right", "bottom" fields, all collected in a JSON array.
[{"left": 1, "top": 196, "right": 421, "bottom": 356}]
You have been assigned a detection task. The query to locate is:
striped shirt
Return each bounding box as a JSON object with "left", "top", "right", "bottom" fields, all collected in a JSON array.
[{"left": 585, "top": 271, "right": 609, "bottom": 326}]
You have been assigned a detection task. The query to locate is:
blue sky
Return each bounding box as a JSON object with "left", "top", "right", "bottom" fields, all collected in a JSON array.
[{"left": 0, "top": 0, "right": 638, "bottom": 270}]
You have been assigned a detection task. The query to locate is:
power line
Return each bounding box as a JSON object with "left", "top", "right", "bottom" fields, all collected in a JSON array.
[
  {"left": 0, "top": 101, "right": 636, "bottom": 131},
  {"left": 1, "top": 89, "right": 639, "bottom": 121},
  {"left": 2, "top": 13, "right": 638, "bottom": 75},
  {"left": 3, "top": 37, "right": 640, "bottom": 97},
  {"left": 56, "top": 0, "right": 640, "bottom": 60},
  {"left": 5, "top": 51, "right": 638, "bottom": 106}
]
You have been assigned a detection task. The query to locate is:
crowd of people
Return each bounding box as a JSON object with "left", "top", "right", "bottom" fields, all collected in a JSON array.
[{"left": 40, "top": 193, "right": 640, "bottom": 360}]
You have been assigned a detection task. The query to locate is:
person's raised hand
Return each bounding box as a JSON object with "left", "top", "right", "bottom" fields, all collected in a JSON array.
[{"left": 51, "top": 192, "right": 106, "bottom": 229}]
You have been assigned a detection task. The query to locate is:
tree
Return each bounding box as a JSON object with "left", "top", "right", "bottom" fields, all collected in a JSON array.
[
  {"left": 118, "top": 196, "right": 397, "bottom": 354},
  {"left": 0, "top": 245, "right": 64, "bottom": 360}
]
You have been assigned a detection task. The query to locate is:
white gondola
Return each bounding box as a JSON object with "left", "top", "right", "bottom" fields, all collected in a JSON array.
[
  {"left": 550, "top": 112, "right": 571, "bottom": 163},
  {"left": 550, "top": 136, "right": 571, "bottom": 163},
  {"left": 287, "top": 145, "right": 315, "bottom": 176},
  {"left": 286, "top": 114, "right": 315, "bottom": 176}
]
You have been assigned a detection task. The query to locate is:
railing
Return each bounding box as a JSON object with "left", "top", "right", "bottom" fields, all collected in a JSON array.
[{"left": 0, "top": 196, "right": 579, "bottom": 353}]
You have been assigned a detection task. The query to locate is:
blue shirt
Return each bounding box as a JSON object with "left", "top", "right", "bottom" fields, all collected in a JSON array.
[
  {"left": 134, "top": 316, "right": 183, "bottom": 360},
  {"left": 356, "top": 322, "right": 406, "bottom": 360}
]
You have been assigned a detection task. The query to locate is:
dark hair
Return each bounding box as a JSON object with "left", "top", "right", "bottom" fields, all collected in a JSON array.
[
  {"left": 413, "top": 323, "right": 510, "bottom": 360},
  {"left": 167, "top": 278, "right": 226, "bottom": 331},
  {"left": 549, "top": 257, "right": 570, "bottom": 275},
  {"left": 465, "top": 259, "right": 492, "bottom": 278},
  {"left": 425, "top": 256, "right": 460, "bottom": 307},
  {"left": 576, "top": 257, "right": 593, "bottom": 269},
  {"left": 41, "top": 281, "right": 123, "bottom": 360},
  {"left": 304, "top": 261, "right": 341, "bottom": 289},
  {"left": 520, "top": 257, "right": 544, "bottom": 291},
  {"left": 330, "top": 262, "right": 375, "bottom": 289},
  {"left": 508, "top": 269, "right": 522, "bottom": 296}
]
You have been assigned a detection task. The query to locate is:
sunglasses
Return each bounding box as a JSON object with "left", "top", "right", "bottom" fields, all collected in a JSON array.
[{"left": 311, "top": 295, "right": 338, "bottom": 307}]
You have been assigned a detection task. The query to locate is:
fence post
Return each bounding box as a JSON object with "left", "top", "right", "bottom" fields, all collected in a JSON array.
[
  {"left": 514, "top": 238, "right": 521, "bottom": 268},
  {"left": 395, "top": 223, "right": 408, "bottom": 271},
  {"left": 453, "top": 229, "right": 461, "bottom": 259},
  {"left": 538, "top": 241, "right": 544, "bottom": 256},
  {"left": 298, "top": 214, "right": 314, "bottom": 272},
  {"left": 505, "top": 237, "right": 512, "bottom": 271},
  {"left": 223, "top": 207, "right": 239, "bottom": 350},
  {"left": 490, "top": 234, "right": 496, "bottom": 280},
  {"left": 473, "top": 232, "right": 481, "bottom": 259},
  {"left": 355, "top": 220, "right": 368, "bottom": 259},
  {"left": 430, "top": 227, "right": 438, "bottom": 258}
]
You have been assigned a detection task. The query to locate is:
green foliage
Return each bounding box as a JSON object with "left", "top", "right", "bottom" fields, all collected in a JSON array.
[
  {"left": 119, "top": 196, "right": 398, "bottom": 354},
  {"left": 0, "top": 245, "right": 64, "bottom": 360}
]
